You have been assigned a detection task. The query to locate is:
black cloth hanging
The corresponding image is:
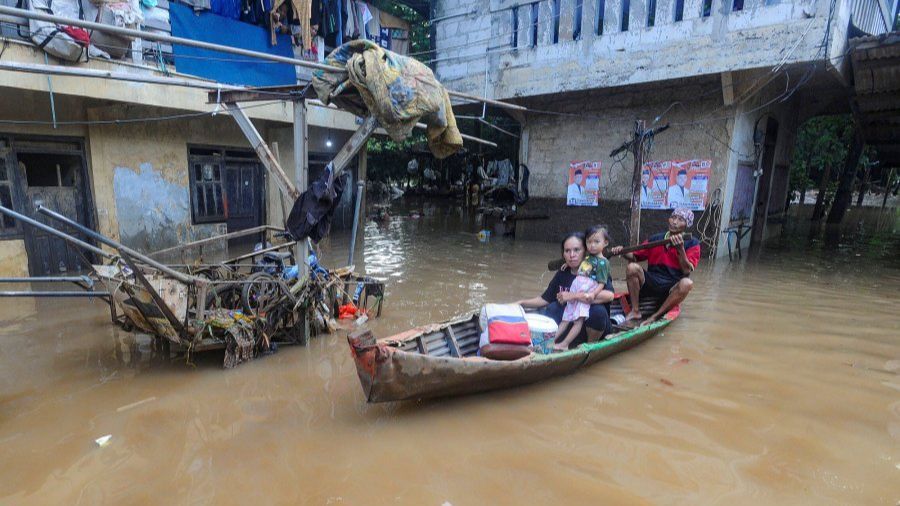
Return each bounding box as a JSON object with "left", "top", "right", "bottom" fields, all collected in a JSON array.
[
  {"left": 286, "top": 164, "right": 347, "bottom": 243},
  {"left": 516, "top": 164, "right": 530, "bottom": 205}
]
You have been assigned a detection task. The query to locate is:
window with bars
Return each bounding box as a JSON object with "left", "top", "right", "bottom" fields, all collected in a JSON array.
[
  {"left": 551, "top": 0, "right": 561, "bottom": 43},
  {"left": 596, "top": 0, "right": 605, "bottom": 34},
  {"left": 674, "top": 0, "right": 684, "bottom": 21},
  {"left": 190, "top": 160, "right": 226, "bottom": 223},
  {"left": 647, "top": 0, "right": 657, "bottom": 26},
  {"left": 573, "top": 0, "right": 583, "bottom": 40},
  {"left": 701, "top": 0, "right": 712, "bottom": 17},
  {"left": 511, "top": 6, "right": 519, "bottom": 48},
  {"left": 621, "top": 0, "right": 630, "bottom": 31}
]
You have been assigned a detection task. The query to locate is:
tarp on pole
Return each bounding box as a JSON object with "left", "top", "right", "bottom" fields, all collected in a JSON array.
[{"left": 170, "top": 3, "right": 295, "bottom": 87}]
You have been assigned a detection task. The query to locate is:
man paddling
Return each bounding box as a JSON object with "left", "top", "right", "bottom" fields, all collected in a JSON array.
[{"left": 610, "top": 207, "right": 699, "bottom": 326}]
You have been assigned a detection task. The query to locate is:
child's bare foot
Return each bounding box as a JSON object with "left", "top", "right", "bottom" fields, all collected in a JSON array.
[
  {"left": 552, "top": 342, "right": 569, "bottom": 352},
  {"left": 624, "top": 311, "right": 642, "bottom": 322}
]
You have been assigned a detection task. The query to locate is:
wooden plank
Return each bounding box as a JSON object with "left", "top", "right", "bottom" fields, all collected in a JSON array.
[
  {"left": 445, "top": 326, "right": 462, "bottom": 357},
  {"left": 417, "top": 335, "right": 428, "bottom": 354}
]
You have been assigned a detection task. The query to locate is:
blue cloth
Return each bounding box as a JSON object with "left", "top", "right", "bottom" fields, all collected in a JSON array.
[
  {"left": 170, "top": 3, "right": 296, "bottom": 87},
  {"left": 210, "top": 0, "right": 241, "bottom": 20}
]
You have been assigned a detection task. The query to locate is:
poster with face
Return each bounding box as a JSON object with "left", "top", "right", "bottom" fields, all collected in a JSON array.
[
  {"left": 567, "top": 161, "right": 601, "bottom": 207},
  {"left": 641, "top": 159, "right": 712, "bottom": 210},
  {"left": 640, "top": 160, "right": 670, "bottom": 209}
]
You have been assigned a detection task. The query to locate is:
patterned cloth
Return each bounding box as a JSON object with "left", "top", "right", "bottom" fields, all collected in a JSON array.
[
  {"left": 312, "top": 40, "right": 463, "bottom": 158},
  {"left": 579, "top": 255, "right": 609, "bottom": 284}
]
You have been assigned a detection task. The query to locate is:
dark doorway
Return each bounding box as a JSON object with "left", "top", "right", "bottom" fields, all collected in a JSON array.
[
  {"left": 188, "top": 147, "right": 265, "bottom": 253},
  {"left": 224, "top": 160, "right": 264, "bottom": 250},
  {"left": 750, "top": 118, "right": 779, "bottom": 246},
  {"left": 2, "top": 138, "right": 95, "bottom": 276}
]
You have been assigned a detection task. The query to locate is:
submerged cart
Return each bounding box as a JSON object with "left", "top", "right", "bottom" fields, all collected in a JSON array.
[{"left": 0, "top": 204, "right": 384, "bottom": 367}]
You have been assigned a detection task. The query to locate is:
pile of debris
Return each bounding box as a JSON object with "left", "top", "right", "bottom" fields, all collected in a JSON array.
[{"left": 0, "top": 204, "right": 385, "bottom": 368}]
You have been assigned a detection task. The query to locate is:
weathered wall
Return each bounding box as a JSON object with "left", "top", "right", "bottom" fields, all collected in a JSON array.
[
  {"left": 521, "top": 79, "right": 732, "bottom": 200},
  {"left": 514, "top": 71, "right": 803, "bottom": 256},
  {"left": 434, "top": 0, "right": 851, "bottom": 100},
  {"left": 85, "top": 106, "right": 269, "bottom": 253}
]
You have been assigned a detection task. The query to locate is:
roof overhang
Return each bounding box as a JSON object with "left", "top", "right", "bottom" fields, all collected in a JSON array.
[{"left": 850, "top": 32, "right": 900, "bottom": 167}]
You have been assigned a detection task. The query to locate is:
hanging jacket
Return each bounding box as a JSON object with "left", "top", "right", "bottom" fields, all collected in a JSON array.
[{"left": 285, "top": 164, "right": 348, "bottom": 243}]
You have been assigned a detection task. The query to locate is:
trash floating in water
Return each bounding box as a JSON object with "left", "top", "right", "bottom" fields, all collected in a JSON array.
[
  {"left": 94, "top": 435, "right": 112, "bottom": 447},
  {"left": 477, "top": 230, "right": 491, "bottom": 242}
]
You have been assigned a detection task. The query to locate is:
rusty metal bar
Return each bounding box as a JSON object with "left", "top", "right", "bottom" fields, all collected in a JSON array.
[
  {"left": 330, "top": 116, "right": 379, "bottom": 182},
  {"left": 446, "top": 90, "right": 528, "bottom": 112},
  {"left": 0, "top": 275, "right": 92, "bottom": 286},
  {"left": 0, "top": 291, "right": 110, "bottom": 298},
  {"left": 36, "top": 205, "right": 203, "bottom": 285},
  {"left": 0, "top": 204, "right": 113, "bottom": 259},
  {"left": 148, "top": 225, "right": 284, "bottom": 258},
  {"left": 224, "top": 241, "right": 298, "bottom": 264}
]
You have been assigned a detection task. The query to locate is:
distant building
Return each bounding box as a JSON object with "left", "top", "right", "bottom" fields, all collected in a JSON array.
[
  {"left": 427, "top": 0, "right": 897, "bottom": 255},
  {"left": 0, "top": 0, "right": 408, "bottom": 276}
]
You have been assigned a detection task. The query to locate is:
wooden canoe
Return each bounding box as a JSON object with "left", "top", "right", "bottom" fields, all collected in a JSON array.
[{"left": 347, "top": 295, "right": 679, "bottom": 403}]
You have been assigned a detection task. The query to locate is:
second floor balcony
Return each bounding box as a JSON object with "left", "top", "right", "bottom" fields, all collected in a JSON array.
[{"left": 433, "top": 0, "right": 896, "bottom": 99}]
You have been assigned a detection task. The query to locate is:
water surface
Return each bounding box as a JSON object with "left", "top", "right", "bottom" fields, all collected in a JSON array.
[{"left": 0, "top": 201, "right": 897, "bottom": 504}]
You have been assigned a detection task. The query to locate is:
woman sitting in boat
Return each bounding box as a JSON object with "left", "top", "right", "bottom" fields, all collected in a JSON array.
[{"left": 515, "top": 231, "right": 615, "bottom": 348}]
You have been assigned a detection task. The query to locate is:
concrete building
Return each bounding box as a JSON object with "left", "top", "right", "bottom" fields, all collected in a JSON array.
[
  {"left": 429, "top": 0, "right": 897, "bottom": 255},
  {"left": 0, "top": 4, "right": 365, "bottom": 277}
]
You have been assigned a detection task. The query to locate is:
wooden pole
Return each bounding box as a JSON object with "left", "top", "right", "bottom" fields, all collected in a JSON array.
[
  {"left": 294, "top": 100, "right": 309, "bottom": 343},
  {"left": 293, "top": 100, "right": 309, "bottom": 276},
  {"left": 628, "top": 120, "right": 645, "bottom": 245}
]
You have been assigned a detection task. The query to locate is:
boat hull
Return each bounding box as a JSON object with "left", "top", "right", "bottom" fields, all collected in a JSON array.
[{"left": 348, "top": 308, "right": 678, "bottom": 403}]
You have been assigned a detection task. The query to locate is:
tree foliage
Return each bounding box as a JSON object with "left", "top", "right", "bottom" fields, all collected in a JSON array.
[
  {"left": 789, "top": 115, "right": 854, "bottom": 200},
  {"left": 369, "top": 0, "right": 430, "bottom": 63}
]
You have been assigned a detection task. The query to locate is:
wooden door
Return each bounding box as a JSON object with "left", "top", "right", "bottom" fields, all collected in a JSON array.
[
  {"left": 224, "top": 160, "right": 264, "bottom": 251},
  {"left": 17, "top": 151, "right": 93, "bottom": 275}
]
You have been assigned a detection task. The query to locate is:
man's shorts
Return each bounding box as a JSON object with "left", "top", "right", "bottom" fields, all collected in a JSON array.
[{"left": 641, "top": 270, "right": 677, "bottom": 299}]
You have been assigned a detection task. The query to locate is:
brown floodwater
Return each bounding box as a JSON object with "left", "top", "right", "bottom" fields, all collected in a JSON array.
[{"left": 0, "top": 201, "right": 898, "bottom": 504}]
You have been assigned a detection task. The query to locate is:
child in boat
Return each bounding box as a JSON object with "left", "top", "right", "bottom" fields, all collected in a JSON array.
[{"left": 553, "top": 225, "right": 611, "bottom": 351}]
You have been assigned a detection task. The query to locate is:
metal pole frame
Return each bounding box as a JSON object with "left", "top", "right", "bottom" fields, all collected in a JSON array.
[{"left": 36, "top": 206, "right": 203, "bottom": 285}]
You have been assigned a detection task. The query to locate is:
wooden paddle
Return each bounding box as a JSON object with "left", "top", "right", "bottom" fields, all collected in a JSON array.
[{"left": 546, "top": 233, "right": 693, "bottom": 271}]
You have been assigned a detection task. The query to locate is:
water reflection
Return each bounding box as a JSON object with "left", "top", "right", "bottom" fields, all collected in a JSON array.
[{"left": 0, "top": 200, "right": 897, "bottom": 503}]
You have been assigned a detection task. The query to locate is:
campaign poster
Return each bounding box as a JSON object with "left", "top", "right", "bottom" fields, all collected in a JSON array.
[
  {"left": 566, "top": 161, "right": 601, "bottom": 207},
  {"left": 640, "top": 160, "right": 670, "bottom": 210},
  {"left": 641, "top": 159, "right": 711, "bottom": 210},
  {"left": 666, "top": 159, "right": 711, "bottom": 210}
]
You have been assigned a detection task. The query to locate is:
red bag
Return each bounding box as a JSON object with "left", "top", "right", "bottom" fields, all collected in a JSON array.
[
  {"left": 60, "top": 26, "right": 90, "bottom": 46},
  {"left": 487, "top": 316, "right": 531, "bottom": 345},
  {"left": 338, "top": 303, "right": 358, "bottom": 320}
]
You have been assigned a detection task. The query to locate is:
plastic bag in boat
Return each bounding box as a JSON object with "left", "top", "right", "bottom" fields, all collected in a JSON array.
[{"left": 478, "top": 303, "right": 531, "bottom": 348}]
